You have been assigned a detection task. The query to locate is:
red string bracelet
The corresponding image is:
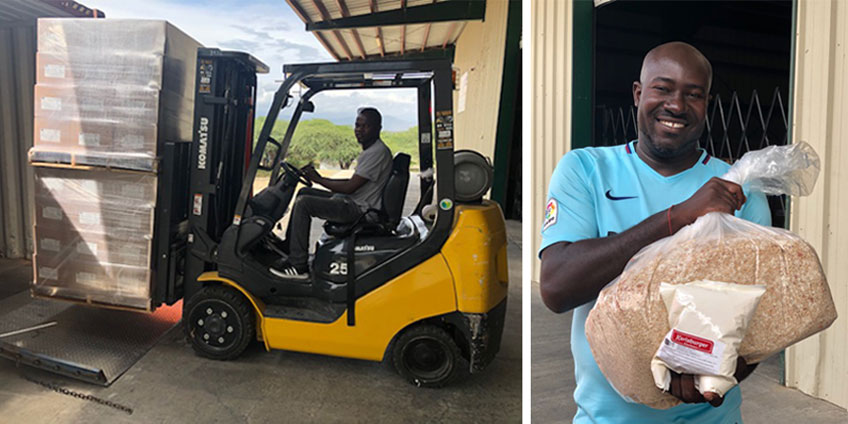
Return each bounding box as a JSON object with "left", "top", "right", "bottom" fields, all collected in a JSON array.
[{"left": 667, "top": 205, "right": 674, "bottom": 236}]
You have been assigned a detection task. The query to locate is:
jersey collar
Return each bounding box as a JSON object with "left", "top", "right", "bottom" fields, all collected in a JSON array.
[{"left": 626, "top": 140, "right": 710, "bottom": 181}]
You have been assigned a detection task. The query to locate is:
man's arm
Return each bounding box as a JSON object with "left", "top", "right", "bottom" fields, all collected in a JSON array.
[
  {"left": 303, "top": 165, "right": 368, "bottom": 194},
  {"left": 540, "top": 208, "right": 672, "bottom": 313},
  {"left": 540, "top": 177, "right": 747, "bottom": 313}
]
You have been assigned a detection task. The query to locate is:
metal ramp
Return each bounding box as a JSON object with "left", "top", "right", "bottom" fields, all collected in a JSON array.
[{"left": 0, "top": 292, "right": 181, "bottom": 386}]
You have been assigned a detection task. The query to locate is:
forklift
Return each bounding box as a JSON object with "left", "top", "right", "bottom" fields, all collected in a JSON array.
[{"left": 184, "top": 53, "right": 508, "bottom": 387}]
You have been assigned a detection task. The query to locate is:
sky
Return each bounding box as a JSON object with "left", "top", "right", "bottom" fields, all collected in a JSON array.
[{"left": 81, "top": 0, "right": 417, "bottom": 131}]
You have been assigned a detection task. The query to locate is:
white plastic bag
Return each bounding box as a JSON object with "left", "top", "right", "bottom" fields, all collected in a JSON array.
[
  {"left": 650, "top": 281, "right": 766, "bottom": 397},
  {"left": 585, "top": 142, "right": 837, "bottom": 409}
]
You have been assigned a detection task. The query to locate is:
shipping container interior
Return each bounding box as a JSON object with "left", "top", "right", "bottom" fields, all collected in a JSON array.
[
  {"left": 0, "top": 21, "right": 37, "bottom": 260},
  {"left": 0, "top": 0, "right": 100, "bottom": 260}
]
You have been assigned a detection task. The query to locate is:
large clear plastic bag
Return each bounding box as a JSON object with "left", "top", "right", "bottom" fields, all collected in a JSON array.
[{"left": 584, "top": 142, "right": 837, "bottom": 409}]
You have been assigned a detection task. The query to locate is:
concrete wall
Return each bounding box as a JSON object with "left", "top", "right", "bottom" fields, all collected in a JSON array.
[
  {"left": 451, "top": 0, "right": 509, "bottom": 160},
  {"left": 0, "top": 22, "right": 36, "bottom": 259},
  {"left": 785, "top": 0, "right": 848, "bottom": 409},
  {"left": 530, "top": 0, "right": 572, "bottom": 280}
]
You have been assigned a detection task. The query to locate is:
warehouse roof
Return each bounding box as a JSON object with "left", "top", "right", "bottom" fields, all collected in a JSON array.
[{"left": 285, "top": 0, "right": 485, "bottom": 61}]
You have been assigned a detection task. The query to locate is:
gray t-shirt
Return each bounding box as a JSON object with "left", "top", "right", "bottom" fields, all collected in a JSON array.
[{"left": 350, "top": 138, "right": 392, "bottom": 211}]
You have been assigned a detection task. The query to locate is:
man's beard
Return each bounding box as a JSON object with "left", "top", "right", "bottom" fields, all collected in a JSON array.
[
  {"left": 638, "top": 120, "right": 703, "bottom": 159},
  {"left": 651, "top": 142, "right": 683, "bottom": 159}
]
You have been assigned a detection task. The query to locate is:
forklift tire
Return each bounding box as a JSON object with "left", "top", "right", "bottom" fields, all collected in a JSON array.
[
  {"left": 392, "top": 325, "right": 464, "bottom": 388},
  {"left": 184, "top": 285, "right": 255, "bottom": 361}
]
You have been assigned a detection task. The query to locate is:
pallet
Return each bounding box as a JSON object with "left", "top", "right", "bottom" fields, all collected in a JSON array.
[
  {"left": 31, "top": 288, "right": 153, "bottom": 313},
  {"left": 29, "top": 149, "right": 159, "bottom": 173}
]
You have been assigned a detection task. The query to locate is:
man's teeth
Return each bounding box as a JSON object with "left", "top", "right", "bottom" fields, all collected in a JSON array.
[{"left": 659, "top": 120, "right": 684, "bottom": 129}]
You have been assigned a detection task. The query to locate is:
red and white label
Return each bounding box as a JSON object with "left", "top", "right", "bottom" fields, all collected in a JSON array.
[
  {"left": 655, "top": 328, "right": 725, "bottom": 376},
  {"left": 193, "top": 194, "right": 203, "bottom": 216},
  {"left": 671, "top": 330, "right": 714, "bottom": 354}
]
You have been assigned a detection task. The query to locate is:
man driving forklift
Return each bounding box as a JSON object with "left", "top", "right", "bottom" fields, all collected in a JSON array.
[
  {"left": 183, "top": 59, "right": 507, "bottom": 387},
  {"left": 271, "top": 107, "right": 392, "bottom": 278}
]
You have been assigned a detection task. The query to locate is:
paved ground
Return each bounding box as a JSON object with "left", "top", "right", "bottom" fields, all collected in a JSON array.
[
  {"left": 0, "top": 185, "right": 521, "bottom": 422},
  {"left": 531, "top": 280, "right": 848, "bottom": 423}
]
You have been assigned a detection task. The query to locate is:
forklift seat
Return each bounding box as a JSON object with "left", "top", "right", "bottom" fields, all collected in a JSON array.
[{"left": 323, "top": 153, "right": 411, "bottom": 238}]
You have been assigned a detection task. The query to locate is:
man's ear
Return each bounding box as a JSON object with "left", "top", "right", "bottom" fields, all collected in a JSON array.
[{"left": 633, "top": 81, "right": 642, "bottom": 106}]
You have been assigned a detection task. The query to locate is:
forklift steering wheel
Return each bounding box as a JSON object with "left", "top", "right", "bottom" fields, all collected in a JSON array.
[{"left": 281, "top": 161, "right": 312, "bottom": 187}]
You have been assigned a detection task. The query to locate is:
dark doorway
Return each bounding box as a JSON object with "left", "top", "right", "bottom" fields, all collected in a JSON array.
[
  {"left": 492, "top": 0, "right": 522, "bottom": 220},
  {"left": 593, "top": 0, "right": 793, "bottom": 228},
  {"left": 504, "top": 47, "right": 522, "bottom": 220}
]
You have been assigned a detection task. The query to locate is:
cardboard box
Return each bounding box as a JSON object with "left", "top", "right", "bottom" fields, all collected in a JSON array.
[
  {"left": 29, "top": 18, "right": 199, "bottom": 309},
  {"left": 33, "top": 117, "right": 159, "bottom": 156},
  {"left": 34, "top": 167, "right": 157, "bottom": 236},
  {"left": 35, "top": 195, "right": 155, "bottom": 235},
  {"left": 32, "top": 19, "right": 202, "bottom": 169},
  {"left": 33, "top": 253, "right": 152, "bottom": 309},
  {"left": 33, "top": 84, "right": 194, "bottom": 159},
  {"left": 34, "top": 225, "right": 153, "bottom": 268},
  {"left": 34, "top": 84, "right": 163, "bottom": 125},
  {"left": 34, "top": 166, "right": 157, "bottom": 204},
  {"left": 36, "top": 52, "right": 166, "bottom": 90},
  {"left": 37, "top": 18, "right": 201, "bottom": 101},
  {"left": 31, "top": 166, "right": 160, "bottom": 310}
]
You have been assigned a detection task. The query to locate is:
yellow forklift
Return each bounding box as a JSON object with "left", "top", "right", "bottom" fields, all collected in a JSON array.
[{"left": 183, "top": 57, "right": 508, "bottom": 387}]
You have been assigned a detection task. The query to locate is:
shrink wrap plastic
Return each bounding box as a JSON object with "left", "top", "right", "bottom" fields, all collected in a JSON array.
[
  {"left": 585, "top": 142, "right": 838, "bottom": 409},
  {"left": 29, "top": 18, "right": 201, "bottom": 309},
  {"left": 30, "top": 18, "right": 201, "bottom": 170},
  {"left": 32, "top": 167, "right": 157, "bottom": 310}
]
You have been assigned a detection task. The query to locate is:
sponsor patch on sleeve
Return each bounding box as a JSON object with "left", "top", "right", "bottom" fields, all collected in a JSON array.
[{"left": 543, "top": 198, "right": 558, "bottom": 231}]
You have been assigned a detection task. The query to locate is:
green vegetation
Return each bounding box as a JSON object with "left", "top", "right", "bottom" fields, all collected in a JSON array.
[{"left": 254, "top": 117, "right": 419, "bottom": 170}]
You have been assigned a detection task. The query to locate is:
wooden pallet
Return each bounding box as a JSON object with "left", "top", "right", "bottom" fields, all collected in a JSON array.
[{"left": 29, "top": 149, "right": 159, "bottom": 174}]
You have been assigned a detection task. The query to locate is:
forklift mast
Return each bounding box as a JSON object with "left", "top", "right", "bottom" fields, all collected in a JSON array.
[{"left": 185, "top": 48, "right": 269, "bottom": 301}]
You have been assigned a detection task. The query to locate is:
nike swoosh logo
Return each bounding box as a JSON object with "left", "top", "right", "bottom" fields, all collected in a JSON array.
[{"left": 605, "top": 190, "right": 637, "bottom": 201}]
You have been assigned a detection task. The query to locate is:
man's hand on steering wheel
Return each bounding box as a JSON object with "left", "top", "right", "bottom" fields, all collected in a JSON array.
[
  {"left": 281, "top": 161, "right": 313, "bottom": 187},
  {"left": 301, "top": 163, "right": 321, "bottom": 185}
]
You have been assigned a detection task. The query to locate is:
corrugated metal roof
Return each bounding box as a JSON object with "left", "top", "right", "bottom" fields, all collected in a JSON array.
[
  {"left": 286, "top": 0, "right": 478, "bottom": 61},
  {"left": 0, "top": 0, "right": 102, "bottom": 22}
]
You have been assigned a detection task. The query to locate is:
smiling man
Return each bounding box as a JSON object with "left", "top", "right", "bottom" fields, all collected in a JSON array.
[{"left": 539, "top": 42, "right": 771, "bottom": 423}]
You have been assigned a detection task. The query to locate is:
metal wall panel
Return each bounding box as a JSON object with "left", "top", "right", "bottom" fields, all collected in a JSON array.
[
  {"left": 0, "top": 23, "right": 36, "bottom": 259},
  {"left": 530, "top": 0, "right": 572, "bottom": 280},
  {"left": 452, "top": 0, "right": 508, "bottom": 160},
  {"left": 0, "top": 1, "right": 84, "bottom": 259},
  {"left": 786, "top": 0, "right": 848, "bottom": 409}
]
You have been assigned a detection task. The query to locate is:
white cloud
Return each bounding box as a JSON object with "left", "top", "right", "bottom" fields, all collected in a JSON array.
[
  {"left": 308, "top": 88, "right": 419, "bottom": 131},
  {"left": 78, "top": 0, "right": 417, "bottom": 130}
]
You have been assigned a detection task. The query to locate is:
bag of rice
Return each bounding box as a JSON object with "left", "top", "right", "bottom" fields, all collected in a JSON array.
[{"left": 585, "top": 142, "right": 838, "bottom": 409}]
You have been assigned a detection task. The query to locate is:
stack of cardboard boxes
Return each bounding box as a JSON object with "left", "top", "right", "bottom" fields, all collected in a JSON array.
[{"left": 30, "top": 19, "right": 201, "bottom": 310}]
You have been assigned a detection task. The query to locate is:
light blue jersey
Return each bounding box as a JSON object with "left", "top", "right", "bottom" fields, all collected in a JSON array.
[{"left": 540, "top": 141, "right": 771, "bottom": 424}]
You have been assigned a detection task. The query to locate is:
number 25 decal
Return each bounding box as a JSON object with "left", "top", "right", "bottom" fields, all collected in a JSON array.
[{"left": 329, "top": 262, "right": 348, "bottom": 275}]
